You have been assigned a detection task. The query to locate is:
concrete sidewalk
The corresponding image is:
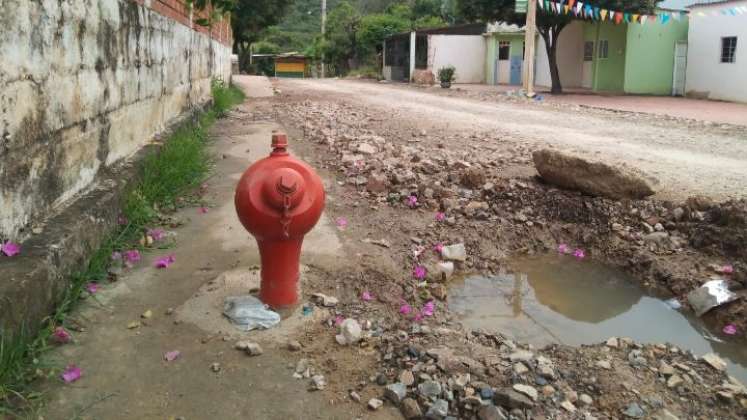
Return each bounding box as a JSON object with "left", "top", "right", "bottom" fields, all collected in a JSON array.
[{"left": 454, "top": 84, "right": 747, "bottom": 127}]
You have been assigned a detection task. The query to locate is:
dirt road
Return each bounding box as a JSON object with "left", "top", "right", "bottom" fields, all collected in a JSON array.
[{"left": 282, "top": 79, "right": 747, "bottom": 201}]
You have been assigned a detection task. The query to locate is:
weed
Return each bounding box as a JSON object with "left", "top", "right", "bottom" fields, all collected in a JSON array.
[{"left": 0, "top": 80, "right": 244, "bottom": 414}]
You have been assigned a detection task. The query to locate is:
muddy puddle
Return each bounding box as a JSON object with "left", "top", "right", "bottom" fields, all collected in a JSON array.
[{"left": 448, "top": 256, "right": 747, "bottom": 384}]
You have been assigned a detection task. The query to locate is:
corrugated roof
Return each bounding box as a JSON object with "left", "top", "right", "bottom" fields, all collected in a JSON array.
[{"left": 686, "top": 0, "right": 743, "bottom": 8}]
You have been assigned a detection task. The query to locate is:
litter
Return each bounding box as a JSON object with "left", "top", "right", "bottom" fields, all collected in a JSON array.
[
  {"left": 223, "top": 295, "right": 280, "bottom": 331},
  {"left": 687, "top": 279, "right": 738, "bottom": 317}
]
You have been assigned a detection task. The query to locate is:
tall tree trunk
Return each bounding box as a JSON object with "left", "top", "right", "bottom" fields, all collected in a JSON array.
[{"left": 539, "top": 29, "right": 562, "bottom": 94}]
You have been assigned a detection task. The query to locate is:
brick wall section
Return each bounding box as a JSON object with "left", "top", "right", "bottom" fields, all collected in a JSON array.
[{"left": 135, "top": 0, "right": 233, "bottom": 47}]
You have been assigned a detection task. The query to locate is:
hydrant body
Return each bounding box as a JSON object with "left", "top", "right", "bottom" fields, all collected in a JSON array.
[{"left": 234, "top": 132, "right": 325, "bottom": 309}]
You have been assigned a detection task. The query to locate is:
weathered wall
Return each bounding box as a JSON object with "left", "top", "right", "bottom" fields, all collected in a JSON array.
[
  {"left": 536, "top": 21, "right": 585, "bottom": 89},
  {"left": 427, "top": 35, "right": 485, "bottom": 84},
  {"left": 0, "top": 0, "right": 232, "bottom": 240}
]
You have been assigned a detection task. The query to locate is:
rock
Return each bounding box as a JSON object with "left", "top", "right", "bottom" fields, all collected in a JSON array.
[
  {"left": 336, "top": 319, "right": 362, "bottom": 345},
  {"left": 512, "top": 384, "right": 538, "bottom": 401},
  {"left": 245, "top": 342, "right": 263, "bottom": 356},
  {"left": 509, "top": 350, "right": 534, "bottom": 363},
  {"left": 651, "top": 409, "right": 680, "bottom": 420},
  {"left": 701, "top": 353, "right": 727, "bottom": 371},
  {"left": 295, "top": 358, "right": 310, "bottom": 375},
  {"left": 658, "top": 361, "right": 675, "bottom": 376},
  {"left": 368, "top": 398, "right": 384, "bottom": 410},
  {"left": 440, "top": 243, "right": 466, "bottom": 261},
  {"left": 287, "top": 340, "right": 302, "bottom": 351},
  {"left": 385, "top": 382, "right": 407, "bottom": 404},
  {"left": 513, "top": 363, "right": 529, "bottom": 375},
  {"left": 127, "top": 321, "right": 141, "bottom": 329},
  {"left": 579, "top": 394, "right": 593, "bottom": 406},
  {"left": 667, "top": 374, "right": 683, "bottom": 388},
  {"left": 312, "top": 293, "right": 338, "bottom": 307},
  {"left": 376, "top": 373, "right": 388, "bottom": 385},
  {"left": 494, "top": 388, "right": 535, "bottom": 409},
  {"left": 310, "top": 374, "right": 326, "bottom": 391},
  {"left": 460, "top": 167, "right": 486, "bottom": 189},
  {"left": 672, "top": 207, "right": 685, "bottom": 221},
  {"left": 425, "top": 399, "right": 449, "bottom": 419},
  {"left": 419, "top": 380, "right": 443, "bottom": 398},
  {"left": 622, "top": 402, "right": 645, "bottom": 418},
  {"left": 210, "top": 362, "right": 221, "bottom": 372},
  {"left": 596, "top": 360, "right": 612, "bottom": 370},
  {"left": 399, "top": 369, "right": 415, "bottom": 386},
  {"left": 435, "top": 261, "right": 455, "bottom": 280},
  {"left": 560, "top": 400, "right": 576, "bottom": 412},
  {"left": 366, "top": 173, "right": 388, "bottom": 193},
  {"left": 412, "top": 69, "right": 436, "bottom": 85},
  {"left": 402, "top": 398, "right": 423, "bottom": 418},
  {"left": 350, "top": 391, "right": 361, "bottom": 402},
  {"left": 480, "top": 387, "right": 495, "bottom": 400},
  {"left": 357, "top": 143, "right": 377, "bottom": 154},
  {"left": 643, "top": 232, "right": 669, "bottom": 245},
  {"left": 606, "top": 337, "right": 619, "bottom": 348},
  {"left": 478, "top": 405, "right": 507, "bottom": 420},
  {"left": 532, "top": 149, "right": 655, "bottom": 199},
  {"left": 141, "top": 310, "right": 153, "bottom": 319}
]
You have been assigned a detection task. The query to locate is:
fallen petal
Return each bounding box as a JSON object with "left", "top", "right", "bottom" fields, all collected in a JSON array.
[
  {"left": 61, "top": 365, "right": 82, "bottom": 383},
  {"left": 723, "top": 324, "right": 738, "bottom": 335},
  {"left": 412, "top": 265, "right": 427, "bottom": 280},
  {"left": 198, "top": 207, "right": 209, "bottom": 214},
  {"left": 435, "top": 212, "right": 446, "bottom": 222},
  {"left": 164, "top": 350, "right": 181, "bottom": 361},
  {"left": 421, "top": 300, "right": 435, "bottom": 317},
  {"left": 86, "top": 283, "right": 99, "bottom": 294},
  {"left": 399, "top": 304, "right": 412, "bottom": 315},
  {"left": 124, "top": 249, "right": 141, "bottom": 264},
  {"left": 155, "top": 254, "right": 176, "bottom": 268},
  {"left": 336, "top": 217, "right": 348, "bottom": 229},
  {"left": 557, "top": 243, "right": 569, "bottom": 254},
  {"left": 52, "top": 327, "right": 71, "bottom": 344},
  {"left": 1, "top": 241, "right": 20, "bottom": 257},
  {"left": 361, "top": 291, "right": 373, "bottom": 302}
]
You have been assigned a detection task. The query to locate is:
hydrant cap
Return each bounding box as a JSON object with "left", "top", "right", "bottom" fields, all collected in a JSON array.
[
  {"left": 262, "top": 167, "right": 306, "bottom": 211},
  {"left": 271, "top": 132, "right": 289, "bottom": 155}
]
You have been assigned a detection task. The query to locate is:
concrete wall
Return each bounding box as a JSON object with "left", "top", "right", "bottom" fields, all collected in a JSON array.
[
  {"left": 686, "top": 1, "right": 747, "bottom": 103},
  {"left": 486, "top": 33, "right": 525, "bottom": 86},
  {"left": 536, "top": 21, "right": 585, "bottom": 89},
  {"left": 625, "top": 13, "right": 689, "bottom": 95},
  {"left": 0, "top": 0, "right": 232, "bottom": 240},
  {"left": 428, "top": 35, "right": 486, "bottom": 84}
]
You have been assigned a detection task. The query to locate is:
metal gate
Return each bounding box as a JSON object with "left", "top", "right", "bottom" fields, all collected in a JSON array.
[{"left": 672, "top": 41, "right": 688, "bottom": 96}]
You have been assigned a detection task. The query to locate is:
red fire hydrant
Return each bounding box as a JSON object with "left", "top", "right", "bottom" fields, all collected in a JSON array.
[{"left": 235, "top": 132, "right": 325, "bottom": 309}]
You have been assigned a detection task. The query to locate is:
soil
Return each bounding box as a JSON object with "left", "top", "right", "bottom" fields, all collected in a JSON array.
[{"left": 22, "top": 76, "right": 747, "bottom": 420}]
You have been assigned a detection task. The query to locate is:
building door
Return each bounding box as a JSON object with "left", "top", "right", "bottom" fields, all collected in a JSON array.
[
  {"left": 498, "top": 41, "right": 511, "bottom": 84},
  {"left": 582, "top": 41, "right": 594, "bottom": 89},
  {"left": 672, "top": 41, "right": 687, "bottom": 96}
]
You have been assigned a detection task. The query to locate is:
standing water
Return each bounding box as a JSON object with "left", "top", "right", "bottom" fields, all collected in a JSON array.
[{"left": 448, "top": 256, "right": 747, "bottom": 384}]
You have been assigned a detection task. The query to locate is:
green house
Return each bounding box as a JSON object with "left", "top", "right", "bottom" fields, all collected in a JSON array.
[{"left": 485, "top": 10, "right": 689, "bottom": 95}]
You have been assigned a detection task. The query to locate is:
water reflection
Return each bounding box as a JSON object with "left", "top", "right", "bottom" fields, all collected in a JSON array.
[{"left": 447, "top": 256, "right": 747, "bottom": 384}]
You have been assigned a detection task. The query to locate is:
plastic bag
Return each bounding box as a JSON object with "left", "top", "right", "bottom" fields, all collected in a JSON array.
[
  {"left": 687, "top": 279, "right": 738, "bottom": 317},
  {"left": 223, "top": 295, "right": 280, "bottom": 331}
]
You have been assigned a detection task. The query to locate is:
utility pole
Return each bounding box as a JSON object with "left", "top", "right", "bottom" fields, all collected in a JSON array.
[
  {"left": 321, "top": 0, "right": 327, "bottom": 78},
  {"left": 523, "top": 0, "right": 537, "bottom": 97}
]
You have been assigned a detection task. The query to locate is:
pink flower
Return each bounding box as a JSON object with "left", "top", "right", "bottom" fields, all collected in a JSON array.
[
  {"left": 117, "top": 215, "right": 128, "bottom": 225},
  {"left": 124, "top": 250, "right": 141, "bottom": 265},
  {"left": 407, "top": 195, "right": 418, "bottom": 208},
  {"left": 1, "top": 241, "right": 20, "bottom": 257},
  {"left": 723, "top": 324, "right": 738, "bottom": 335},
  {"left": 334, "top": 315, "right": 344, "bottom": 326},
  {"left": 164, "top": 350, "right": 181, "bottom": 361},
  {"left": 557, "top": 243, "right": 569, "bottom": 254},
  {"left": 361, "top": 291, "right": 373, "bottom": 302},
  {"left": 155, "top": 254, "right": 176, "bottom": 268},
  {"left": 413, "top": 265, "right": 427, "bottom": 280},
  {"left": 414, "top": 312, "right": 424, "bottom": 322},
  {"left": 435, "top": 212, "right": 446, "bottom": 222},
  {"left": 86, "top": 283, "right": 99, "bottom": 294},
  {"left": 399, "top": 303, "right": 412, "bottom": 315},
  {"left": 573, "top": 249, "right": 585, "bottom": 260},
  {"left": 52, "top": 327, "right": 71, "bottom": 344},
  {"left": 198, "top": 207, "right": 209, "bottom": 214},
  {"left": 722, "top": 265, "right": 734, "bottom": 274},
  {"left": 433, "top": 242, "right": 444, "bottom": 254},
  {"left": 336, "top": 217, "right": 348, "bottom": 229},
  {"left": 61, "top": 365, "right": 82, "bottom": 383},
  {"left": 421, "top": 301, "right": 435, "bottom": 317},
  {"left": 147, "top": 228, "right": 166, "bottom": 241}
]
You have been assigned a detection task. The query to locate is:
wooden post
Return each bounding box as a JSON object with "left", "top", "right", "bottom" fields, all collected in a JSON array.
[{"left": 523, "top": 0, "right": 537, "bottom": 96}]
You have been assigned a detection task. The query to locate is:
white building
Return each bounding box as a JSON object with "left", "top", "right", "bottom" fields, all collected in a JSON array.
[
  {"left": 686, "top": 0, "right": 747, "bottom": 103},
  {"left": 382, "top": 24, "right": 486, "bottom": 84}
]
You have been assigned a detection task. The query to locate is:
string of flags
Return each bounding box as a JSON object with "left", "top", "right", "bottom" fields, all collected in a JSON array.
[{"left": 537, "top": 0, "right": 747, "bottom": 24}]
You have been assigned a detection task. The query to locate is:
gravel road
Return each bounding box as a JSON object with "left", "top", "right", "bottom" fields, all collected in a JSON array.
[{"left": 282, "top": 79, "right": 747, "bottom": 201}]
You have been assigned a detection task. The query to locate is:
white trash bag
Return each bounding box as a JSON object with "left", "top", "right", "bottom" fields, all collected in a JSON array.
[{"left": 223, "top": 295, "right": 280, "bottom": 331}]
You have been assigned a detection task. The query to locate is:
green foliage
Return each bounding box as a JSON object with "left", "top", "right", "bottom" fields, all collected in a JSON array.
[
  {"left": 321, "top": 1, "right": 362, "bottom": 75},
  {"left": 0, "top": 81, "right": 244, "bottom": 414},
  {"left": 358, "top": 12, "right": 411, "bottom": 56},
  {"left": 438, "top": 65, "right": 456, "bottom": 82}
]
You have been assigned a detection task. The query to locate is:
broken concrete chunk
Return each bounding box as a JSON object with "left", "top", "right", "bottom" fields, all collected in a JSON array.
[
  {"left": 245, "top": 342, "right": 263, "bottom": 356},
  {"left": 310, "top": 374, "right": 326, "bottom": 390},
  {"left": 687, "top": 279, "right": 738, "bottom": 317},
  {"left": 368, "top": 398, "right": 384, "bottom": 410},
  {"left": 440, "top": 243, "right": 466, "bottom": 262},
  {"left": 312, "top": 292, "right": 339, "bottom": 307},
  {"left": 385, "top": 382, "right": 407, "bottom": 404},
  {"left": 512, "top": 384, "right": 538, "bottom": 401},
  {"left": 425, "top": 399, "right": 449, "bottom": 419},
  {"left": 335, "top": 318, "right": 362, "bottom": 346},
  {"left": 701, "top": 353, "right": 727, "bottom": 371},
  {"left": 532, "top": 149, "right": 655, "bottom": 199}
]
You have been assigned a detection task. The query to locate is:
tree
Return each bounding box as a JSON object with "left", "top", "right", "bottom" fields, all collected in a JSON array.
[
  {"left": 321, "top": 1, "right": 363, "bottom": 75},
  {"left": 458, "top": 0, "right": 659, "bottom": 93},
  {"left": 227, "top": 0, "right": 295, "bottom": 72}
]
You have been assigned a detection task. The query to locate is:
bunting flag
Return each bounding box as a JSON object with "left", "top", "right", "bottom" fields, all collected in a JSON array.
[
  {"left": 615, "top": 12, "right": 623, "bottom": 24},
  {"left": 600, "top": 9, "right": 608, "bottom": 21},
  {"left": 640, "top": 15, "right": 648, "bottom": 24},
  {"left": 564, "top": 5, "right": 570, "bottom": 14},
  {"left": 594, "top": 6, "right": 600, "bottom": 20},
  {"left": 584, "top": 4, "right": 592, "bottom": 18},
  {"left": 623, "top": 12, "right": 630, "bottom": 23},
  {"left": 535, "top": 0, "right": 745, "bottom": 24},
  {"left": 575, "top": 2, "right": 583, "bottom": 16},
  {"left": 568, "top": 0, "right": 576, "bottom": 11},
  {"left": 609, "top": 10, "right": 615, "bottom": 21},
  {"left": 632, "top": 13, "right": 639, "bottom": 22},
  {"left": 538, "top": 0, "right": 544, "bottom": 9}
]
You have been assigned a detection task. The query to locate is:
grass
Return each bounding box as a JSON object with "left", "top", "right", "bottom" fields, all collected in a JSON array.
[{"left": 0, "top": 79, "right": 244, "bottom": 416}]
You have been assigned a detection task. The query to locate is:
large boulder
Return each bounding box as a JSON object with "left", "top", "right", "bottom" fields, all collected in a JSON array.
[
  {"left": 532, "top": 149, "right": 655, "bottom": 200},
  {"left": 412, "top": 69, "right": 435, "bottom": 85}
]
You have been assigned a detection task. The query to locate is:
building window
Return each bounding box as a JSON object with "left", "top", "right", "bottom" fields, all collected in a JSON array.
[
  {"left": 598, "top": 40, "right": 609, "bottom": 59},
  {"left": 498, "top": 41, "right": 510, "bottom": 60},
  {"left": 584, "top": 41, "right": 594, "bottom": 61},
  {"left": 721, "top": 37, "right": 737, "bottom": 63}
]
